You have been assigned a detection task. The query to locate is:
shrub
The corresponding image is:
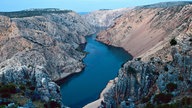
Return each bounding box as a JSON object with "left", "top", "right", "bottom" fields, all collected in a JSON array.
[
  {"left": 1, "top": 92, "right": 11, "bottom": 98},
  {"left": 0, "top": 83, "right": 17, "bottom": 94},
  {"left": 189, "top": 38, "right": 192, "bottom": 42},
  {"left": 181, "top": 97, "right": 192, "bottom": 105},
  {"left": 19, "top": 85, "right": 26, "bottom": 91},
  {"left": 178, "top": 76, "right": 184, "bottom": 81},
  {"left": 142, "top": 96, "right": 151, "bottom": 103},
  {"left": 166, "top": 83, "right": 177, "bottom": 92},
  {"left": 127, "top": 66, "right": 137, "bottom": 74},
  {"left": 144, "top": 102, "right": 154, "bottom": 108},
  {"left": 154, "top": 93, "right": 173, "bottom": 104},
  {"left": 44, "top": 100, "right": 60, "bottom": 108},
  {"left": 170, "top": 38, "right": 177, "bottom": 46},
  {"left": 164, "top": 66, "right": 169, "bottom": 71},
  {"left": 29, "top": 86, "right": 36, "bottom": 91}
]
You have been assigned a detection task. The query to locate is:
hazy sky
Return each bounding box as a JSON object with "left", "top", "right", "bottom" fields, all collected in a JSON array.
[{"left": 0, "top": 0, "right": 191, "bottom": 12}]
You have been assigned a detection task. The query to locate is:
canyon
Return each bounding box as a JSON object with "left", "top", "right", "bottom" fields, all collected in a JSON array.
[
  {"left": 0, "top": 1, "right": 191, "bottom": 108},
  {"left": 0, "top": 9, "right": 95, "bottom": 107},
  {"left": 88, "top": 1, "right": 192, "bottom": 108}
]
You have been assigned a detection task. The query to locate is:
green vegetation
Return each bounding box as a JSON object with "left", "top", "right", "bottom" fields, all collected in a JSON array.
[
  {"left": 178, "top": 75, "right": 184, "bottom": 81},
  {"left": 0, "top": 83, "right": 16, "bottom": 94},
  {"left": 127, "top": 66, "right": 137, "bottom": 74},
  {"left": 0, "top": 82, "right": 46, "bottom": 107},
  {"left": 44, "top": 100, "right": 61, "bottom": 108},
  {"left": 166, "top": 83, "right": 177, "bottom": 92},
  {"left": 0, "top": 9, "right": 72, "bottom": 18},
  {"left": 154, "top": 93, "right": 173, "bottom": 104},
  {"left": 164, "top": 65, "right": 169, "bottom": 71},
  {"left": 145, "top": 97, "right": 192, "bottom": 108},
  {"left": 144, "top": 102, "right": 154, "bottom": 108},
  {"left": 142, "top": 96, "right": 151, "bottom": 103},
  {"left": 170, "top": 38, "right": 177, "bottom": 46}
]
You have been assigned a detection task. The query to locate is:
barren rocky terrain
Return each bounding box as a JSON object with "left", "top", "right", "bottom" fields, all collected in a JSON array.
[
  {"left": 0, "top": 9, "right": 95, "bottom": 107},
  {"left": 97, "top": 2, "right": 192, "bottom": 58},
  {"left": 89, "top": 1, "right": 192, "bottom": 108},
  {"left": 82, "top": 8, "right": 130, "bottom": 32}
]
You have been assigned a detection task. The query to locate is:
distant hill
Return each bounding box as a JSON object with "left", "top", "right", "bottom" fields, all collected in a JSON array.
[
  {"left": 137, "top": 1, "right": 192, "bottom": 9},
  {"left": 0, "top": 8, "right": 72, "bottom": 18},
  {"left": 78, "top": 12, "right": 89, "bottom": 15}
]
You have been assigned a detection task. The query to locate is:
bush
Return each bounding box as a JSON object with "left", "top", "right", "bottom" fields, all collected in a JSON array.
[
  {"left": 1, "top": 92, "right": 11, "bottom": 98},
  {"left": 44, "top": 100, "right": 60, "bottom": 108},
  {"left": 154, "top": 93, "right": 173, "bottom": 104},
  {"left": 164, "top": 66, "right": 169, "bottom": 71},
  {"left": 181, "top": 97, "right": 192, "bottom": 105},
  {"left": 19, "top": 85, "right": 26, "bottom": 91},
  {"left": 170, "top": 38, "right": 177, "bottom": 46},
  {"left": 189, "top": 38, "right": 192, "bottom": 42},
  {"left": 178, "top": 76, "right": 184, "bottom": 81},
  {"left": 29, "top": 86, "right": 36, "bottom": 91},
  {"left": 144, "top": 102, "right": 154, "bottom": 108},
  {"left": 142, "top": 96, "right": 151, "bottom": 103},
  {"left": 0, "top": 83, "right": 17, "bottom": 94},
  {"left": 166, "top": 83, "right": 177, "bottom": 92}
]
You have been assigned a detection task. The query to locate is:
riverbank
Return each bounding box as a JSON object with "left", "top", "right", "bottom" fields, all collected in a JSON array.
[
  {"left": 60, "top": 34, "right": 132, "bottom": 108},
  {"left": 83, "top": 77, "right": 118, "bottom": 108}
]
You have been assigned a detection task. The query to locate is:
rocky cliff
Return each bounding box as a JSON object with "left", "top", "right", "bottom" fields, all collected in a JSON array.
[
  {"left": 95, "top": 2, "right": 192, "bottom": 108},
  {"left": 0, "top": 9, "right": 95, "bottom": 107},
  {"left": 82, "top": 8, "right": 130, "bottom": 32},
  {"left": 0, "top": 9, "right": 95, "bottom": 81},
  {"left": 97, "top": 2, "right": 192, "bottom": 57}
]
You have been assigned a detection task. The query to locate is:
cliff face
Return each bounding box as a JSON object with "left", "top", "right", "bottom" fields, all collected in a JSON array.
[
  {"left": 96, "top": 2, "right": 192, "bottom": 108},
  {"left": 0, "top": 9, "right": 94, "bottom": 107},
  {"left": 0, "top": 10, "right": 94, "bottom": 81},
  {"left": 97, "top": 2, "right": 192, "bottom": 57},
  {"left": 82, "top": 8, "right": 130, "bottom": 32}
]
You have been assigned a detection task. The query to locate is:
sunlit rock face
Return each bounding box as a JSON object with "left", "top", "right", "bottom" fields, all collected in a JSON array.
[
  {"left": 0, "top": 9, "right": 95, "bottom": 107},
  {"left": 0, "top": 9, "right": 95, "bottom": 81},
  {"left": 82, "top": 8, "right": 130, "bottom": 32},
  {"left": 97, "top": 2, "right": 192, "bottom": 58},
  {"left": 95, "top": 2, "right": 192, "bottom": 108}
]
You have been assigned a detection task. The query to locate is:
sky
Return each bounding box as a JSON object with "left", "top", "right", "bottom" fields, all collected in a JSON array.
[{"left": 0, "top": 0, "right": 191, "bottom": 12}]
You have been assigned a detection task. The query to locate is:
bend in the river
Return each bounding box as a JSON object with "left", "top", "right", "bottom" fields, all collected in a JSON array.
[{"left": 60, "top": 34, "right": 132, "bottom": 108}]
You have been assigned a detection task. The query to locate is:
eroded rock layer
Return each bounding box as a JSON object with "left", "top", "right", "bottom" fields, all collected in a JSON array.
[
  {"left": 82, "top": 8, "right": 130, "bottom": 32},
  {"left": 97, "top": 2, "right": 192, "bottom": 57},
  {"left": 0, "top": 9, "right": 95, "bottom": 107},
  {"left": 96, "top": 2, "right": 192, "bottom": 108}
]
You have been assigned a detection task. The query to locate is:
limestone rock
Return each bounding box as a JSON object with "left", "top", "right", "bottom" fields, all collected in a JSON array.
[
  {"left": 0, "top": 9, "right": 95, "bottom": 81},
  {"left": 97, "top": 2, "right": 192, "bottom": 57},
  {"left": 82, "top": 8, "right": 130, "bottom": 32}
]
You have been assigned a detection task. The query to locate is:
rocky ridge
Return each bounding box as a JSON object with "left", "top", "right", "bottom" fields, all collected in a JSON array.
[
  {"left": 82, "top": 8, "right": 130, "bottom": 32},
  {"left": 97, "top": 2, "right": 192, "bottom": 57},
  {"left": 93, "top": 2, "right": 192, "bottom": 108},
  {"left": 0, "top": 9, "right": 95, "bottom": 107}
]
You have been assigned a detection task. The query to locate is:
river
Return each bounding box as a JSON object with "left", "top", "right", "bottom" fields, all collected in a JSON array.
[{"left": 60, "top": 34, "right": 132, "bottom": 108}]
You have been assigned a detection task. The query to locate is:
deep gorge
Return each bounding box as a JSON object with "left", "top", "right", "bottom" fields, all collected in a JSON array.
[{"left": 60, "top": 34, "right": 132, "bottom": 108}]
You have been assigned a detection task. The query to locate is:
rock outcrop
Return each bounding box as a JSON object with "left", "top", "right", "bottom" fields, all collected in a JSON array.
[
  {"left": 97, "top": 1, "right": 192, "bottom": 57},
  {"left": 95, "top": 2, "right": 192, "bottom": 108},
  {"left": 0, "top": 9, "right": 95, "bottom": 107},
  {"left": 0, "top": 9, "right": 95, "bottom": 81},
  {"left": 82, "top": 8, "right": 130, "bottom": 32}
]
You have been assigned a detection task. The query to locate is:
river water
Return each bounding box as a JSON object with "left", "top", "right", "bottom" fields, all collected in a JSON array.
[{"left": 60, "top": 34, "right": 132, "bottom": 108}]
